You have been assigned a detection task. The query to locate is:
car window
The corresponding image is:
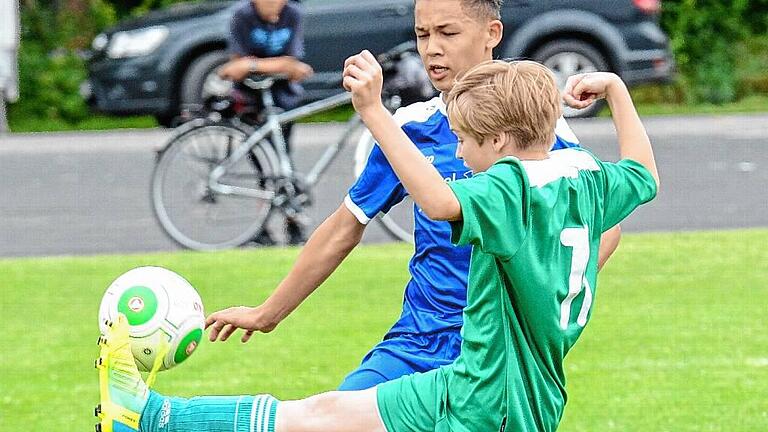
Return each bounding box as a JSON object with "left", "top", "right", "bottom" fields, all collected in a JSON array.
[{"left": 301, "top": 0, "right": 414, "bottom": 77}]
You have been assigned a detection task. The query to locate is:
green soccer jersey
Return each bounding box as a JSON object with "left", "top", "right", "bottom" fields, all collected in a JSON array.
[{"left": 445, "top": 148, "right": 657, "bottom": 431}]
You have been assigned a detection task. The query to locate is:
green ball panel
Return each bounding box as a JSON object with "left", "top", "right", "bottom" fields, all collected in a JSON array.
[
  {"left": 174, "top": 328, "right": 202, "bottom": 365},
  {"left": 117, "top": 286, "right": 159, "bottom": 326}
]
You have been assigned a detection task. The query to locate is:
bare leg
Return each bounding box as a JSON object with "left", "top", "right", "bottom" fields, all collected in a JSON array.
[
  {"left": 276, "top": 388, "right": 387, "bottom": 432},
  {"left": 99, "top": 315, "right": 388, "bottom": 432}
]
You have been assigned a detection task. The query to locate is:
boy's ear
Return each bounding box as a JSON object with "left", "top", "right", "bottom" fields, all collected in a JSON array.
[
  {"left": 486, "top": 20, "right": 503, "bottom": 51},
  {"left": 491, "top": 133, "right": 509, "bottom": 153}
]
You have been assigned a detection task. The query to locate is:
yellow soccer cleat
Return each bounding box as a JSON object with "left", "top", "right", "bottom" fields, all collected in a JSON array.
[{"left": 95, "top": 314, "right": 149, "bottom": 432}]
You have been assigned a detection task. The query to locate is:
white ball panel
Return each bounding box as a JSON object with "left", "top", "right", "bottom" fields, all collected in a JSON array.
[{"left": 97, "top": 266, "right": 205, "bottom": 372}]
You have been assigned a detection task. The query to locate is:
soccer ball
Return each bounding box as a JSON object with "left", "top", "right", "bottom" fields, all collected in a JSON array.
[{"left": 98, "top": 266, "right": 205, "bottom": 372}]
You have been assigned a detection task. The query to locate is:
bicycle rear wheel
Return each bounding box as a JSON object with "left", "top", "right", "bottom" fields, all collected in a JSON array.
[
  {"left": 151, "top": 122, "right": 278, "bottom": 250},
  {"left": 353, "top": 129, "right": 414, "bottom": 244}
]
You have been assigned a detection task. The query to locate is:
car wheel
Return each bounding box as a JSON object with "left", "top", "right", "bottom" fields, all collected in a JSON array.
[
  {"left": 179, "top": 50, "right": 233, "bottom": 113},
  {"left": 532, "top": 40, "right": 609, "bottom": 118}
]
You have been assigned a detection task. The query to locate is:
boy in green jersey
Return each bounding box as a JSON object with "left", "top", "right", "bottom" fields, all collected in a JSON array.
[
  {"left": 95, "top": 55, "right": 658, "bottom": 432},
  {"left": 340, "top": 55, "right": 659, "bottom": 432}
]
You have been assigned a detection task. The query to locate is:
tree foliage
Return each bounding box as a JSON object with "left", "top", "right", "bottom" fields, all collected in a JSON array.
[{"left": 659, "top": 0, "right": 765, "bottom": 103}]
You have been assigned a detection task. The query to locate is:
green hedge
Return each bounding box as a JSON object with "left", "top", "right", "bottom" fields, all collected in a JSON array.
[
  {"left": 9, "top": 0, "right": 192, "bottom": 127},
  {"left": 12, "top": 1, "right": 116, "bottom": 123}
]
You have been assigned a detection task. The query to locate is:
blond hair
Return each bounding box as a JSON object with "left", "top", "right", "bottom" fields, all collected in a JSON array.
[{"left": 446, "top": 60, "right": 562, "bottom": 152}]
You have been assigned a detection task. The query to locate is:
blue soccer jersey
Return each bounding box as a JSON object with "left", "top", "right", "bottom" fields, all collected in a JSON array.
[{"left": 345, "top": 96, "right": 580, "bottom": 338}]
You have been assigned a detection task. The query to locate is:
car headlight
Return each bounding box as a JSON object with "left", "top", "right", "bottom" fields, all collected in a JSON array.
[
  {"left": 92, "top": 33, "right": 108, "bottom": 51},
  {"left": 106, "top": 26, "right": 169, "bottom": 59}
]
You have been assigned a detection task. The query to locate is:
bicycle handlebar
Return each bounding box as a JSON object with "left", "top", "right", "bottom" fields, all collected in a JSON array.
[
  {"left": 377, "top": 41, "right": 417, "bottom": 71},
  {"left": 242, "top": 41, "right": 418, "bottom": 91}
]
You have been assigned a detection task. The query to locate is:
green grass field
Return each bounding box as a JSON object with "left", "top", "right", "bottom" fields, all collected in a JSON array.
[{"left": 0, "top": 230, "right": 766, "bottom": 431}]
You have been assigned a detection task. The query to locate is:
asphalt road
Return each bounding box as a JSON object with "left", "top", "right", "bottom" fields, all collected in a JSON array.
[{"left": 0, "top": 114, "right": 766, "bottom": 257}]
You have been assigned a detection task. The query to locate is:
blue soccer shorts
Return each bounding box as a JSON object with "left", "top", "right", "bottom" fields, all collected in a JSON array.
[{"left": 337, "top": 330, "right": 461, "bottom": 391}]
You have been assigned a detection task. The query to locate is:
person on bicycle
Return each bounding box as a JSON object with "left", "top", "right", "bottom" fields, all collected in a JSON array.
[
  {"left": 207, "top": 0, "right": 622, "bottom": 391},
  {"left": 218, "top": 0, "right": 313, "bottom": 245}
]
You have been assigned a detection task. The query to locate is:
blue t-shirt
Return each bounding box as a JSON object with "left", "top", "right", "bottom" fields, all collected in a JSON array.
[
  {"left": 346, "top": 96, "right": 580, "bottom": 337},
  {"left": 228, "top": 0, "right": 304, "bottom": 108}
]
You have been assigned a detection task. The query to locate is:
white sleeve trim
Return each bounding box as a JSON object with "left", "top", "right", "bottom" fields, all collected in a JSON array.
[{"left": 344, "top": 195, "right": 371, "bottom": 225}]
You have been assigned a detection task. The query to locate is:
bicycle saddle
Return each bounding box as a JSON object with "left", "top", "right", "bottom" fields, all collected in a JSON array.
[{"left": 242, "top": 74, "right": 290, "bottom": 90}]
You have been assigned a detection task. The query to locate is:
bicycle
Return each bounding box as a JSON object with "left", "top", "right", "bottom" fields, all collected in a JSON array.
[{"left": 151, "top": 42, "right": 430, "bottom": 250}]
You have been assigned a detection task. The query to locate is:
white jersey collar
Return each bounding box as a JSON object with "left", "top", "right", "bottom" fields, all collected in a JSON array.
[{"left": 435, "top": 94, "right": 447, "bottom": 114}]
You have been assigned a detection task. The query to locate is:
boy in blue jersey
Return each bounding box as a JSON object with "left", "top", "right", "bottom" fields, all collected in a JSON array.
[
  {"left": 205, "top": 0, "right": 621, "bottom": 392},
  {"left": 95, "top": 60, "right": 657, "bottom": 432}
]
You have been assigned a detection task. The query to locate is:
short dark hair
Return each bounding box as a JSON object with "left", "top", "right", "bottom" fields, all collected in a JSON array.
[
  {"left": 414, "top": 0, "right": 502, "bottom": 21},
  {"left": 462, "top": 0, "right": 502, "bottom": 20}
]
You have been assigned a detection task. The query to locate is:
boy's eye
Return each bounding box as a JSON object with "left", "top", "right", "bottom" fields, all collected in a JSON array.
[{"left": 443, "top": 32, "right": 458, "bottom": 37}]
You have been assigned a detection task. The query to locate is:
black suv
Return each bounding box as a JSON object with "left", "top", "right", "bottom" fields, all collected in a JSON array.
[{"left": 83, "top": 0, "right": 673, "bottom": 123}]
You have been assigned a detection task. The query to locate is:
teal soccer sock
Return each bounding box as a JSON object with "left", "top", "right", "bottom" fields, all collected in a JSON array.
[{"left": 140, "top": 390, "right": 279, "bottom": 432}]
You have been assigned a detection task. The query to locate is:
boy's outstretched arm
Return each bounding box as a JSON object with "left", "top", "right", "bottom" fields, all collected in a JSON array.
[
  {"left": 206, "top": 205, "right": 365, "bottom": 343},
  {"left": 563, "top": 73, "right": 660, "bottom": 188},
  {"left": 343, "top": 50, "right": 461, "bottom": 221}
]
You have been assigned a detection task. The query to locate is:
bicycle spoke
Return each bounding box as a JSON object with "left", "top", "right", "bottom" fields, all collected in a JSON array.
[{"left": 151, "top": 123, "right": 277, "bottom": 250}]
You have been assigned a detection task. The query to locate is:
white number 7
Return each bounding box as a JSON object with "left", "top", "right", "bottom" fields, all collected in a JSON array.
[{"left": 559, "top": 227, "right": 593, "bottom": 330}]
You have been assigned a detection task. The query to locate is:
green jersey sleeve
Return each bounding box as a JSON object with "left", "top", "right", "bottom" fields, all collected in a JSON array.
[
  {"left": 597, "top": 158, "right": 658, "bottom": 230},
  {"left": 447, "top": 159, "right": 528, "bottom": 260}
]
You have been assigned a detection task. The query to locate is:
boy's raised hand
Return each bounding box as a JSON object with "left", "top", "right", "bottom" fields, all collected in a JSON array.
[
  {"left": 563, "top": 72, "right": 624, "bottom": 110},
  {"left": 343, "top": 50, "right": 385, "bottom": 115}
]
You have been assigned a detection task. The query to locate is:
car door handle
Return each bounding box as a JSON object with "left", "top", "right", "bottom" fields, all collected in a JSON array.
[{"left": 377, "top": 5, "right": 409, "bottom": 17}]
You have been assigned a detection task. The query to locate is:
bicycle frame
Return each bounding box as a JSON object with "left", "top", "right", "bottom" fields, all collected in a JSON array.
[
  {"left": 207, "top": 40, "right": 418, "bottom": 202},
  {"left": 209, "top": 79, "right": 359, "bottom": 200},
  {"left": 152, "top": 42, "right": 421, "bottom": 250}
]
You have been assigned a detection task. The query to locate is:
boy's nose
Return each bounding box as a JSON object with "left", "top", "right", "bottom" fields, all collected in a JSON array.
[
  {"left": 425, "top": 37, "right": 443, "bottom": 57},
  {"left": 455, "top": 142, "right": 463, "bottom": 159}
]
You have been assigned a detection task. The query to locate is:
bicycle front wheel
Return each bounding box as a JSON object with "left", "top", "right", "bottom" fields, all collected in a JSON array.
[
  {"left": 151, "top": 122, "right": 278, "bottom": 250},
  {"left": 353, "top": 129, "right": 414, "bottom": 244}
]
